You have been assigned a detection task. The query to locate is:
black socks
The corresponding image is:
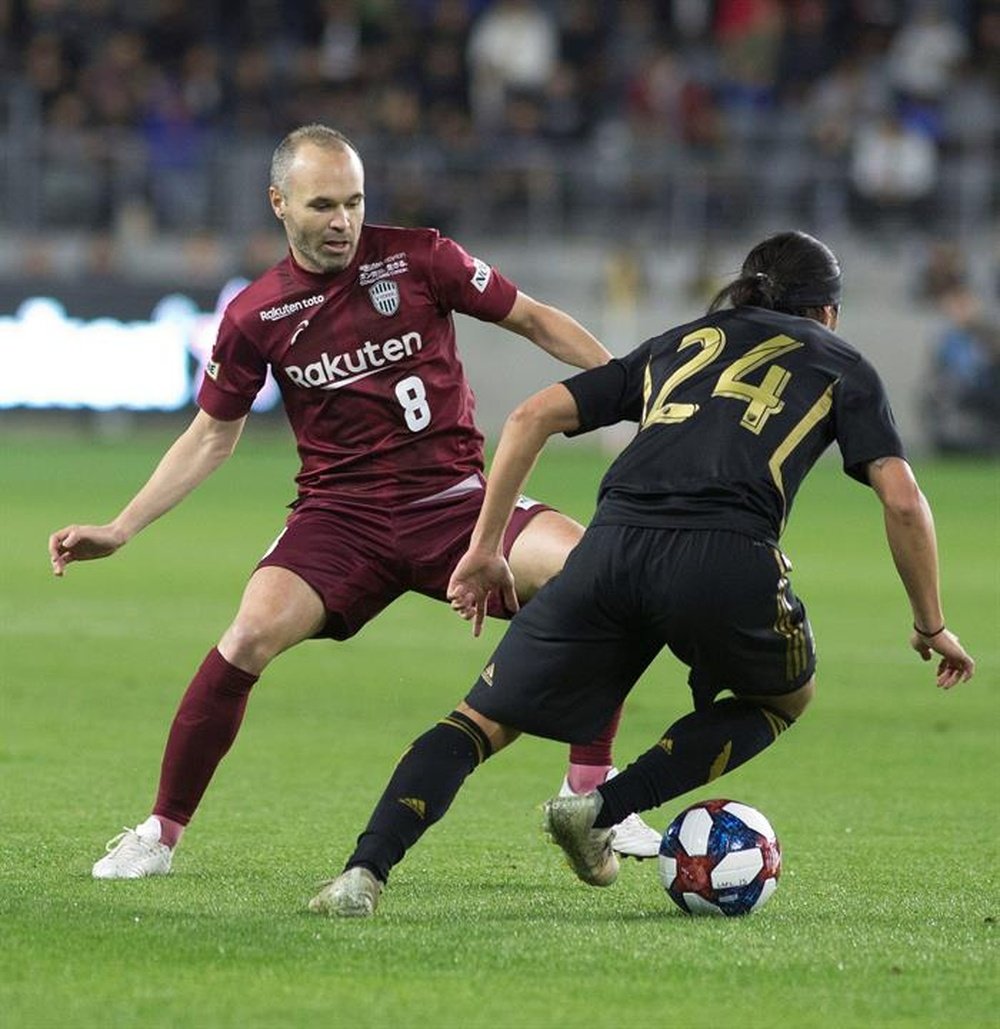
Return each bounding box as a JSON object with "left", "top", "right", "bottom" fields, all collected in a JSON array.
[
  {"left": 594, "top": 697, "right": 793, "bottom": 828},
  {"left": 346, "top": 710, "right": 493, "bottom": 883}
]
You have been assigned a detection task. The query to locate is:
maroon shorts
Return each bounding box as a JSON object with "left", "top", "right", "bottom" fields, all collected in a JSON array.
[{"left": 256, "top": 482, "right": 552, "bottom": 640}]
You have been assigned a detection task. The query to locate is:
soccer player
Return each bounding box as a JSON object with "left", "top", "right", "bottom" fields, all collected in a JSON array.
[
  {"left": 48, "top": 123, "right": 660, "bottom": 879},
  {"left": 313, "top": 230, "right": 976, "bottom": 917}
]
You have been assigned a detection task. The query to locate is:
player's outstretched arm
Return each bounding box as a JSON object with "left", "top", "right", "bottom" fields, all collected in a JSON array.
[
  {"left": 448, "top": 383, "right": 581, "bottom": 634},
  {"left": 499, "top": 291, "right": 612, "bottom": 370},
  {"left": 867, "top": 456, "right": 975, "bottom": 688},
  {"left": 49, "top": 409, "right": 246, "bottom": 577}
]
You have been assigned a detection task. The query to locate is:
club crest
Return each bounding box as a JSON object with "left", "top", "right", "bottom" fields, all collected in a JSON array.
[{"left": 368, "top": 279, "right": 400, "bottom": 316}]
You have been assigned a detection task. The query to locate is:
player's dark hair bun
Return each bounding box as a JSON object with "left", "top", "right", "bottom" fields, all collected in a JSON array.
[{"left": 709, "top": 231, "right": 842, "bottom": 317}]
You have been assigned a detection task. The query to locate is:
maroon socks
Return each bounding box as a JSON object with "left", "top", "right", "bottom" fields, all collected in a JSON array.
[{"left": 152, "top": 647, "right": 258, "bottom": 831}]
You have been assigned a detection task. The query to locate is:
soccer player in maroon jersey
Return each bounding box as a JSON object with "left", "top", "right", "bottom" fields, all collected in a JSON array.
[{"left": 48, "top": 123, "right": 660, "bottom": 879}]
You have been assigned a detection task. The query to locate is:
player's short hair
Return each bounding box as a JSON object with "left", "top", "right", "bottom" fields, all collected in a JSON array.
[
  {"left": 709, "top": 231, "right": 842, "bottom": 320},
  {"left": 270, "top": 125, "right": 362, "bottom": 193}
]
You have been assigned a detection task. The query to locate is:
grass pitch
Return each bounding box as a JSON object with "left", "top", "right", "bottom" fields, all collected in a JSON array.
[{"left": 2, "top": 422, "right": 997, "bottom": 1028}]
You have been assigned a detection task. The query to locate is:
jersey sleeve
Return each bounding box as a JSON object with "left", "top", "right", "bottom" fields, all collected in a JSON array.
[
  {"left": 428, "top": 234, "right": 519, "bottom": 322},
  {"left": 562, "top": 339, "right": 653, "bottom": 434},
  {"left": 833, "top": 356, "right": 906, "bottom": 484},
  {"left": 196, "top": 312, "right": 268, "bottom": 420}
]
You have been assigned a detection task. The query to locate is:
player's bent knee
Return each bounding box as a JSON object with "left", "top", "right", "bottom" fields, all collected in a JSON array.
[
  {"left": 219, "top": 567, "right": 326, "bottom": 672},
  {"left": 218, "top": 614, "right": 315, "bottom": 673},
  {"left": 456, "top": 701, "right": 520, "bottom": 753},
  {"left": 739, "top": 677, "right": 815, "bottom": 722},
  {"left": 770, "top": 676, "right": 816, "bottom": 721},
  {"left": 218, "top": 620, "right": 283, "bottom": 673}
]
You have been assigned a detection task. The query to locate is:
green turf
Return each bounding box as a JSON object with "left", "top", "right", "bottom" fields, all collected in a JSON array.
[{"left": 2, "top": 424, "right": 997, "bottom": 1028}]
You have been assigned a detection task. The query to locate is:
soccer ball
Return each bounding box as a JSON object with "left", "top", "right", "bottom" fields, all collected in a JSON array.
[{"left": 658, "top": 799, "right": 781, "bottom": 916}]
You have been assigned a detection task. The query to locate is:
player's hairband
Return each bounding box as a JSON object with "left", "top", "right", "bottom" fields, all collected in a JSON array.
[{"left": 781, "top": 278, "right": 842, "bottom": 306}]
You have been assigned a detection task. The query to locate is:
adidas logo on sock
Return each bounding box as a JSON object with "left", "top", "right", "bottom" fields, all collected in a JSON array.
[{"left": 398, "top": 797, "right": 426, "bottom": 819}]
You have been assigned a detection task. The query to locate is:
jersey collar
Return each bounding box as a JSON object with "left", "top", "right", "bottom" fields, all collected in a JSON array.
[{"left": 285, "top": 229, "right": 366, "bottom": 288}]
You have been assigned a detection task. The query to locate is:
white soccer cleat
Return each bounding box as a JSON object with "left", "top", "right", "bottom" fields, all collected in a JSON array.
[
  {"left": 308, "top": 866, "right": 383, "bottom": 918},
  {"left": 92, "top": 816, "right": 173, "bottom": 879},
  {"left": 559, "top": 768, "right": 662, "bottom": 860},
  {"left": 542, "top": 793, "right": 619, "bottom": 887}
]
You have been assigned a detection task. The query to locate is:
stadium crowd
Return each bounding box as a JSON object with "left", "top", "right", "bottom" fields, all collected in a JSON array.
[
  {"left": 1, "top": 0, "right": 996, "bottom": 239},
  {"left": 2, "top": 1, "right": 997, "bottom": 453}
]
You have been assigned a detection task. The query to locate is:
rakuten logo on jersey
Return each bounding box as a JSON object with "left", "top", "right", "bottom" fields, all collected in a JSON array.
[
  {"left": 259, "top": 294, "right": 325, "bottom": 322},
  {"left": 284, "top": 331, "right": 424, "bottom": 389}
]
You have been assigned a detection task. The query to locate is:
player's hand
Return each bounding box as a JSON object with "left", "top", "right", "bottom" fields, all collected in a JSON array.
[
  {"left": 909, "top": 628, "right": 975, "bottom": 689},
  {"left": 447, "top": 547, "right": 518, "bottom": 638},
  {"left": 48, "top": 524, "right": 125, "bottom": 576}
]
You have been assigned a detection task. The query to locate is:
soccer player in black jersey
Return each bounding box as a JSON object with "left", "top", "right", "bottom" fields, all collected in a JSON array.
[{"left": 311, "top": 230, "right": 976, "bottom": 916}]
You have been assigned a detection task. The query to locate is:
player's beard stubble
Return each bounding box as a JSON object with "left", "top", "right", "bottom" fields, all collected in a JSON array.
[{"left": 286, "top": 222, "right": 358, "bottom": 275}]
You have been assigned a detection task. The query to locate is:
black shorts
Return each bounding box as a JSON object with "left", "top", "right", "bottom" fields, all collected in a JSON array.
[{"left": 465, "top": 525, "right": 815, "bottom": 744}]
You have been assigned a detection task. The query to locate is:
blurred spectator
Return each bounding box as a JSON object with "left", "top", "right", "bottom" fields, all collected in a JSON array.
[
  {"left": 420, "top": 35, "right": 469, "bottom": 113},
  {"left": 915, "top": 239, "right": 969, "bottom": 302},
  {"left": 669, "top": 0, "right": 715, "bottom": 44},
  {"left": 556, "top": 0, "right": 606, "bottom": 119},
  {"left": 973, "top": 1, "right": 1000, "bottom": 80},
  {"left": 940, "top": 54, "right": 998, "bottom": 152},
  {"left": 0, "top": 0, "right": 993, "bottom": 248},
  {"left": 316, "top": 0, "right": 363, "bottom": 84},
  {"left": 713, "top": 0, "right": 785, "bottom": 111},
  {"left": 227, "top": 45, "right": 279, "bottom": 133},
  {"left": 143, "top": 0, "right": 202, "bottom": 77},
  {"left": 849, "top": 112, "right": 940, "bottom": 232},
  {"left": 924, "top": 279, "right": 1000, "bottom": 454},
  {"left": 178, "top": 45, "right": 224, "bottom": 125},
  {"left": 622, "top": 40, "right": 726, "bottom": 166},
  {"left": 480, "top": 88, "right": 559, "bottom": 233},
  {"left": 603, "top": 0, "right": 661, "bottom": 97},
  {"left": 777, "top": 0, "right": 837, "bottom": 101},
  {"left": 38, "top": 90, "right": 109, "bottom": 228},
  {"left": 22, "top": 31, "right": 70, "bottom": 114},
  {"left": 808, "top": 53, "right": 893, "bottom": 158},
  {"left": 466, "top": 0, "right": 559, "bottom": 130},
  {"left": 141, "top": 72, "right": 211, "bottom": 230},
  {"left": 625, "top": 46, "right": 687, "bottom": 141},
  {"left": 539, "top": 61, "right": 588, "bottom": 143},
  {"left": 886, "top": 1, "right": 967, "bottom": 105},
  {"left": 79, "top": 30, "right": 149, "bottom": 127},
  {"left": 371, "top": 82, "right": 454, "bottom": 229}
]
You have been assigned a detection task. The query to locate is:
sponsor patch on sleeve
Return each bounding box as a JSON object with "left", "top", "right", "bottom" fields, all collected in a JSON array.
[
  {"left": 470, "top": 257, "right": 492, "bottom": 293},
  {"left": 205, "top": 359, "right": 221, "bottom": 381}
]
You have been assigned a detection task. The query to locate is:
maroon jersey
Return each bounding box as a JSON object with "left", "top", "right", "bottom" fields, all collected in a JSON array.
[{"left": 197, "top": 224, "right": 518, "bottom": 504}]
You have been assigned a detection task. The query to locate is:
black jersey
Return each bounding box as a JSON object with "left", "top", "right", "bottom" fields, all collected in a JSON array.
[{"left": 563, "top": 306, "right": 904, "bottom": 543}]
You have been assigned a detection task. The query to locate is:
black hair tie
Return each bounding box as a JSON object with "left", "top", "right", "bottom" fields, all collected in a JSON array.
[{"left": 914, "top": 622, "right": 946, "bottom": 638}]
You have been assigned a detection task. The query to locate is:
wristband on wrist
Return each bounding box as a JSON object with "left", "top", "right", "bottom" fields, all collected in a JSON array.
[{"left": 914, "top": 622, "right": 946, "bottom": 638}]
